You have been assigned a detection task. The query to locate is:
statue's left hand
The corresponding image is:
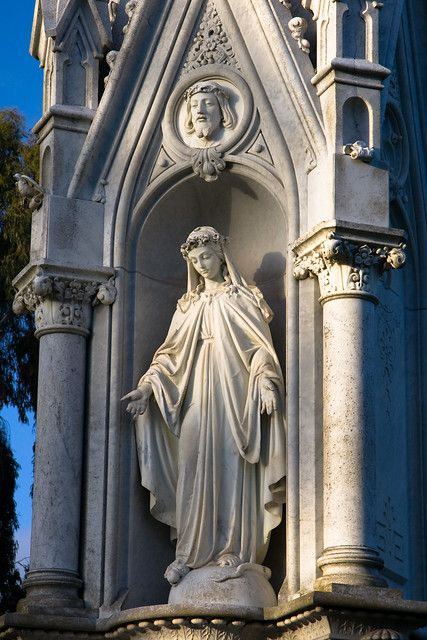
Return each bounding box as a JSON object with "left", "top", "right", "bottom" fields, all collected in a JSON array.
[
  {"left": 260, "top": 379, "right": 278, "bottom": 415},
  {"left": 121, "top": 383, "right": 152, "bottom": 419}
]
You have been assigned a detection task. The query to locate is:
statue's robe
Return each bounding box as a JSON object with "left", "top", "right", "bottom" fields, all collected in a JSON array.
[{"left": 135, "top": 284, "right": 286, "bottom": 568}]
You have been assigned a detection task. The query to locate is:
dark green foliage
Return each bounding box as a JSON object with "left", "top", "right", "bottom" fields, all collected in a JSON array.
[
  {"left": 0, "top": 419, "right": 23, "bottom": 613},
  {"left": 0, "top": 109, "right": 39, "bottom": 422},
  {"left": 0, "top": 110, "right": 38, "bottom": 611}
]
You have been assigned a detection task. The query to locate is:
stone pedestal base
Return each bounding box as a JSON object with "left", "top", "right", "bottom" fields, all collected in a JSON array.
[
  {"left": 2, "top": 586, "right": 427, "bottom": 640},
  {"left": 168, "top": 564, "right": 277, "bottom": 608}
]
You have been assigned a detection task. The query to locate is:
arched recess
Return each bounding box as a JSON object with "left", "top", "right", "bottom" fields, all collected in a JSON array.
[
  {"left": 40, "top": 145, "right": 52, "bottom": 192},
  {"left": 107, "top": 163, "right": 292, "bottom": 609},
  {"left": 343, "top": 96, "right": 371, "bottom": 147}
]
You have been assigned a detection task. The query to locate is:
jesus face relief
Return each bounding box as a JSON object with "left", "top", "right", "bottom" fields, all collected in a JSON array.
[{"left": 189, "top": 91, "right": 223, "bottom": 141}]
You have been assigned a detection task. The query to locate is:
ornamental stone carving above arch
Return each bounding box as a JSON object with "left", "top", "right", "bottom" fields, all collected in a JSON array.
[{"left": 162, "top": 66, "right": 254, "bottom": 182}]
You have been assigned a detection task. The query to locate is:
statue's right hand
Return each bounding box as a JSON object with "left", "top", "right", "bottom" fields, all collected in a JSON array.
[{"left": 121, "top": 384, "right": 152, "bottom": 419}]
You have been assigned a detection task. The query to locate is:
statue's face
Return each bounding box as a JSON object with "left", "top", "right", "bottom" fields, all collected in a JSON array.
[
  {"left": 189, "top": 91, "right": 222, "bottom": 140},
  {"left": 188, "top": 245, "right": 224, "bottom": 281}
]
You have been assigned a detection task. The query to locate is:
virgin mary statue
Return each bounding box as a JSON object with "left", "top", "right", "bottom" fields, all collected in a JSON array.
[{"left": 123, "top": 226, "right": 286, "bottom": 602}]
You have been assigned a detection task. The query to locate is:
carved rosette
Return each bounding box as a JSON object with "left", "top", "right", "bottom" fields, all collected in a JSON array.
[
  {"left": 13, "top": 268, "right": 117, "bottom": 338},
  {"left": 293, "top": 232, "right": 406, "bottom": 303}
]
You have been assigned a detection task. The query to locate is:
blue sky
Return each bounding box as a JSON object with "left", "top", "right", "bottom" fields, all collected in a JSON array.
[
  {"left": 1, "top": 2, "right": 43, "bottom": 127},
  {"left": 1, "top": 2, "right": 43, "bottom": 571}
]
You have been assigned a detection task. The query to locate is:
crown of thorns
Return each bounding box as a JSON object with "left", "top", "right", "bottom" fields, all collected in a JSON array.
[
  {"left": 184, "top": 83, "right": 224, "bottom": 102},
  {"left": 180, "top": 230, "right": 227, "bottom": 258}
]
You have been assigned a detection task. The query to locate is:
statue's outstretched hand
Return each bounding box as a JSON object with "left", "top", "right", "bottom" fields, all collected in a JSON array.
[
  {"left": 260, "top": 379, "right": 278, "bottom": 415},
  {"left": 121, "top": 382, "right": 153, "bottom": 419}
]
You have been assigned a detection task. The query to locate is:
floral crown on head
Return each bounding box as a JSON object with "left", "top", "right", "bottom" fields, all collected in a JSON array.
[{"left": 180, "top": 226, "right": 228, "bottom": 259}]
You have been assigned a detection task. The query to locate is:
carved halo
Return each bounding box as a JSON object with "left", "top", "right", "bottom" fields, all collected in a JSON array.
[{"left": 163, "top": 65, "right": 254, "bottom": 160}]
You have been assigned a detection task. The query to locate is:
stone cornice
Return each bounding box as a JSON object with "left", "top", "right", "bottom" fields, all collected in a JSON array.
[
  {"left": 292, "top": 221, "right": 406, "bottom": 302},
  {"left": 312, "top": 58, "right": 390, "bottom": 96}
]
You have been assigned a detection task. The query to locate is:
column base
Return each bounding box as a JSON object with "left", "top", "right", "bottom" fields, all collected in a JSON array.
[
  {"left": 315, "top": 545, "right": 387, "bottom": 590},
  {"left": 17, "top": 569, "right": 86, "bottom": 615}
]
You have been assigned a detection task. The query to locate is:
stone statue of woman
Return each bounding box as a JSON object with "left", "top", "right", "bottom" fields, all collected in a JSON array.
[{"left": 122, "top": 226, "right": 286, "bottom": 606}]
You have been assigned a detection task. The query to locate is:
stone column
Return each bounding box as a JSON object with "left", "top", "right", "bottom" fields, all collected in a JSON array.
[
  {"left": 12, "top": 266, "right": 116, "bottom": 612},
  {"left": 293, "top": 223, "right": 405, "bottom": 589}
]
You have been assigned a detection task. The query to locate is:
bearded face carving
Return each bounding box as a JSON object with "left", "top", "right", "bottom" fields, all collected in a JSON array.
[{"left": 184, "top": 82, "right": 236, "bottom": 145}]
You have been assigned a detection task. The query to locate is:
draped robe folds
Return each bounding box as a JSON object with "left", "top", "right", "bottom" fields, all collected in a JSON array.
[{"left": 135, "top": 284, "right": 286, "bottom": 569}]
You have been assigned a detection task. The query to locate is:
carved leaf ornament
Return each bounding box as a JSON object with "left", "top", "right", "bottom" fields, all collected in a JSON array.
[
  {"left": 183, "top": 0, "right": 239, "bottom": 72},
  {"left": 293, "top": 233, "right": 406, "bottom": 298},
  {"left": 13, "top": 268, "right": 117, "bottom": 335}
]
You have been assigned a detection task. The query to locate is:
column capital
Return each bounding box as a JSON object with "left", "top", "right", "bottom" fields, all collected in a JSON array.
[
  {"left": 12, "top": 262, "right": 117, "bottom": 338},
  {"left": 292, "top": 221, "right": 406, "bottom": 303}
]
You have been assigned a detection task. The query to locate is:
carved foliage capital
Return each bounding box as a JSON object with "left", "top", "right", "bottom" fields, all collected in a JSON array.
[
  {"left": 13, "top": 268, "right": 117, "bottom": 337},
  {"left": 293, "top": 233, "right": 406, "bottom": 301}
]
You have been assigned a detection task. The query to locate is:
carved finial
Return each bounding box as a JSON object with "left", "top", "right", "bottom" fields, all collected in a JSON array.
[
  {"left": 108, "top": 0, "right": 120, "bottom": 24},
  {"left": 288, "top": 17, "right": 310, "bottom": 54},
  {"left": 382, "top": 244, "right": 406, "bottom": 270},
  {"left": 343, "top": 140, "right": 374, "bottom": 162},
  {"left": 95, "top": 277, "right": 117, "bottom": 306},
  {"left": 14, "top": 174, "right": 45, "bottom": 211},
  {"left": 123, "top": 0, "right": 137, "bottom": 35},
  {"left": 104, "top": 50, "right": 119, "bottom": 86}
]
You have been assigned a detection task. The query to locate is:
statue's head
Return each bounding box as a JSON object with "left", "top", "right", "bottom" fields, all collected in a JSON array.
[
  {"left": 184, "top": 83, "right": 236, "bottom": 142},
  {"left": 181, "top": 227, "right": 227, "bottom": 282}
]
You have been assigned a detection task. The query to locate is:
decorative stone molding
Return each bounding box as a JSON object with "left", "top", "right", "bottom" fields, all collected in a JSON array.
[
  {"left": 0, "top": 596, "right": 425, "bottom": 640},
  {"left": 183, "top": 0, "right": 240, "bottom": 72},
  {"left": 13, "top": 267, "right": 117, "bottom": 338},
  {"left": 382, "top": 94, "right": 409, "bottom": 204},
  {"left": 343, "top": 140, "right": 374, "bottom": 162},
  {"left": 104, "top": 618, "right": 255, "bottom": 640},
  {"left": 14, "top": 173, "right": 45, "bottom": 211},
  {"left": 94, "top": 177, "right": 109, "bottom": 203},
  {"left": 288, "top": 17, "right": 310, "bottom": 54},
  {"left": 292, "top": 223, "right": 406, "bottom": 302},
  {"left": 316, "top": 546, "right": 386, "bottom": 589},
  {"left": 190, "top": 147, "right": 226, "bottom": 182},
  {"left": 363, "top": 631, "right": 401, "bottom": 640}
]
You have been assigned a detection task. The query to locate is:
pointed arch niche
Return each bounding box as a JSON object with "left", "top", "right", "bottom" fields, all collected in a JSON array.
[{"left": 115, "top": 166, "right": 289, "bottom": 608}]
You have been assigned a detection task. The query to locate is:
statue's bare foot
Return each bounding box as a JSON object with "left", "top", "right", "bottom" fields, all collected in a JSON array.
[
  {"left": 164, "top": 559, "right": 190, "bottom": 585},
  {"left": 216, "top": 553, "right": 242, "bottom": 567}
]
